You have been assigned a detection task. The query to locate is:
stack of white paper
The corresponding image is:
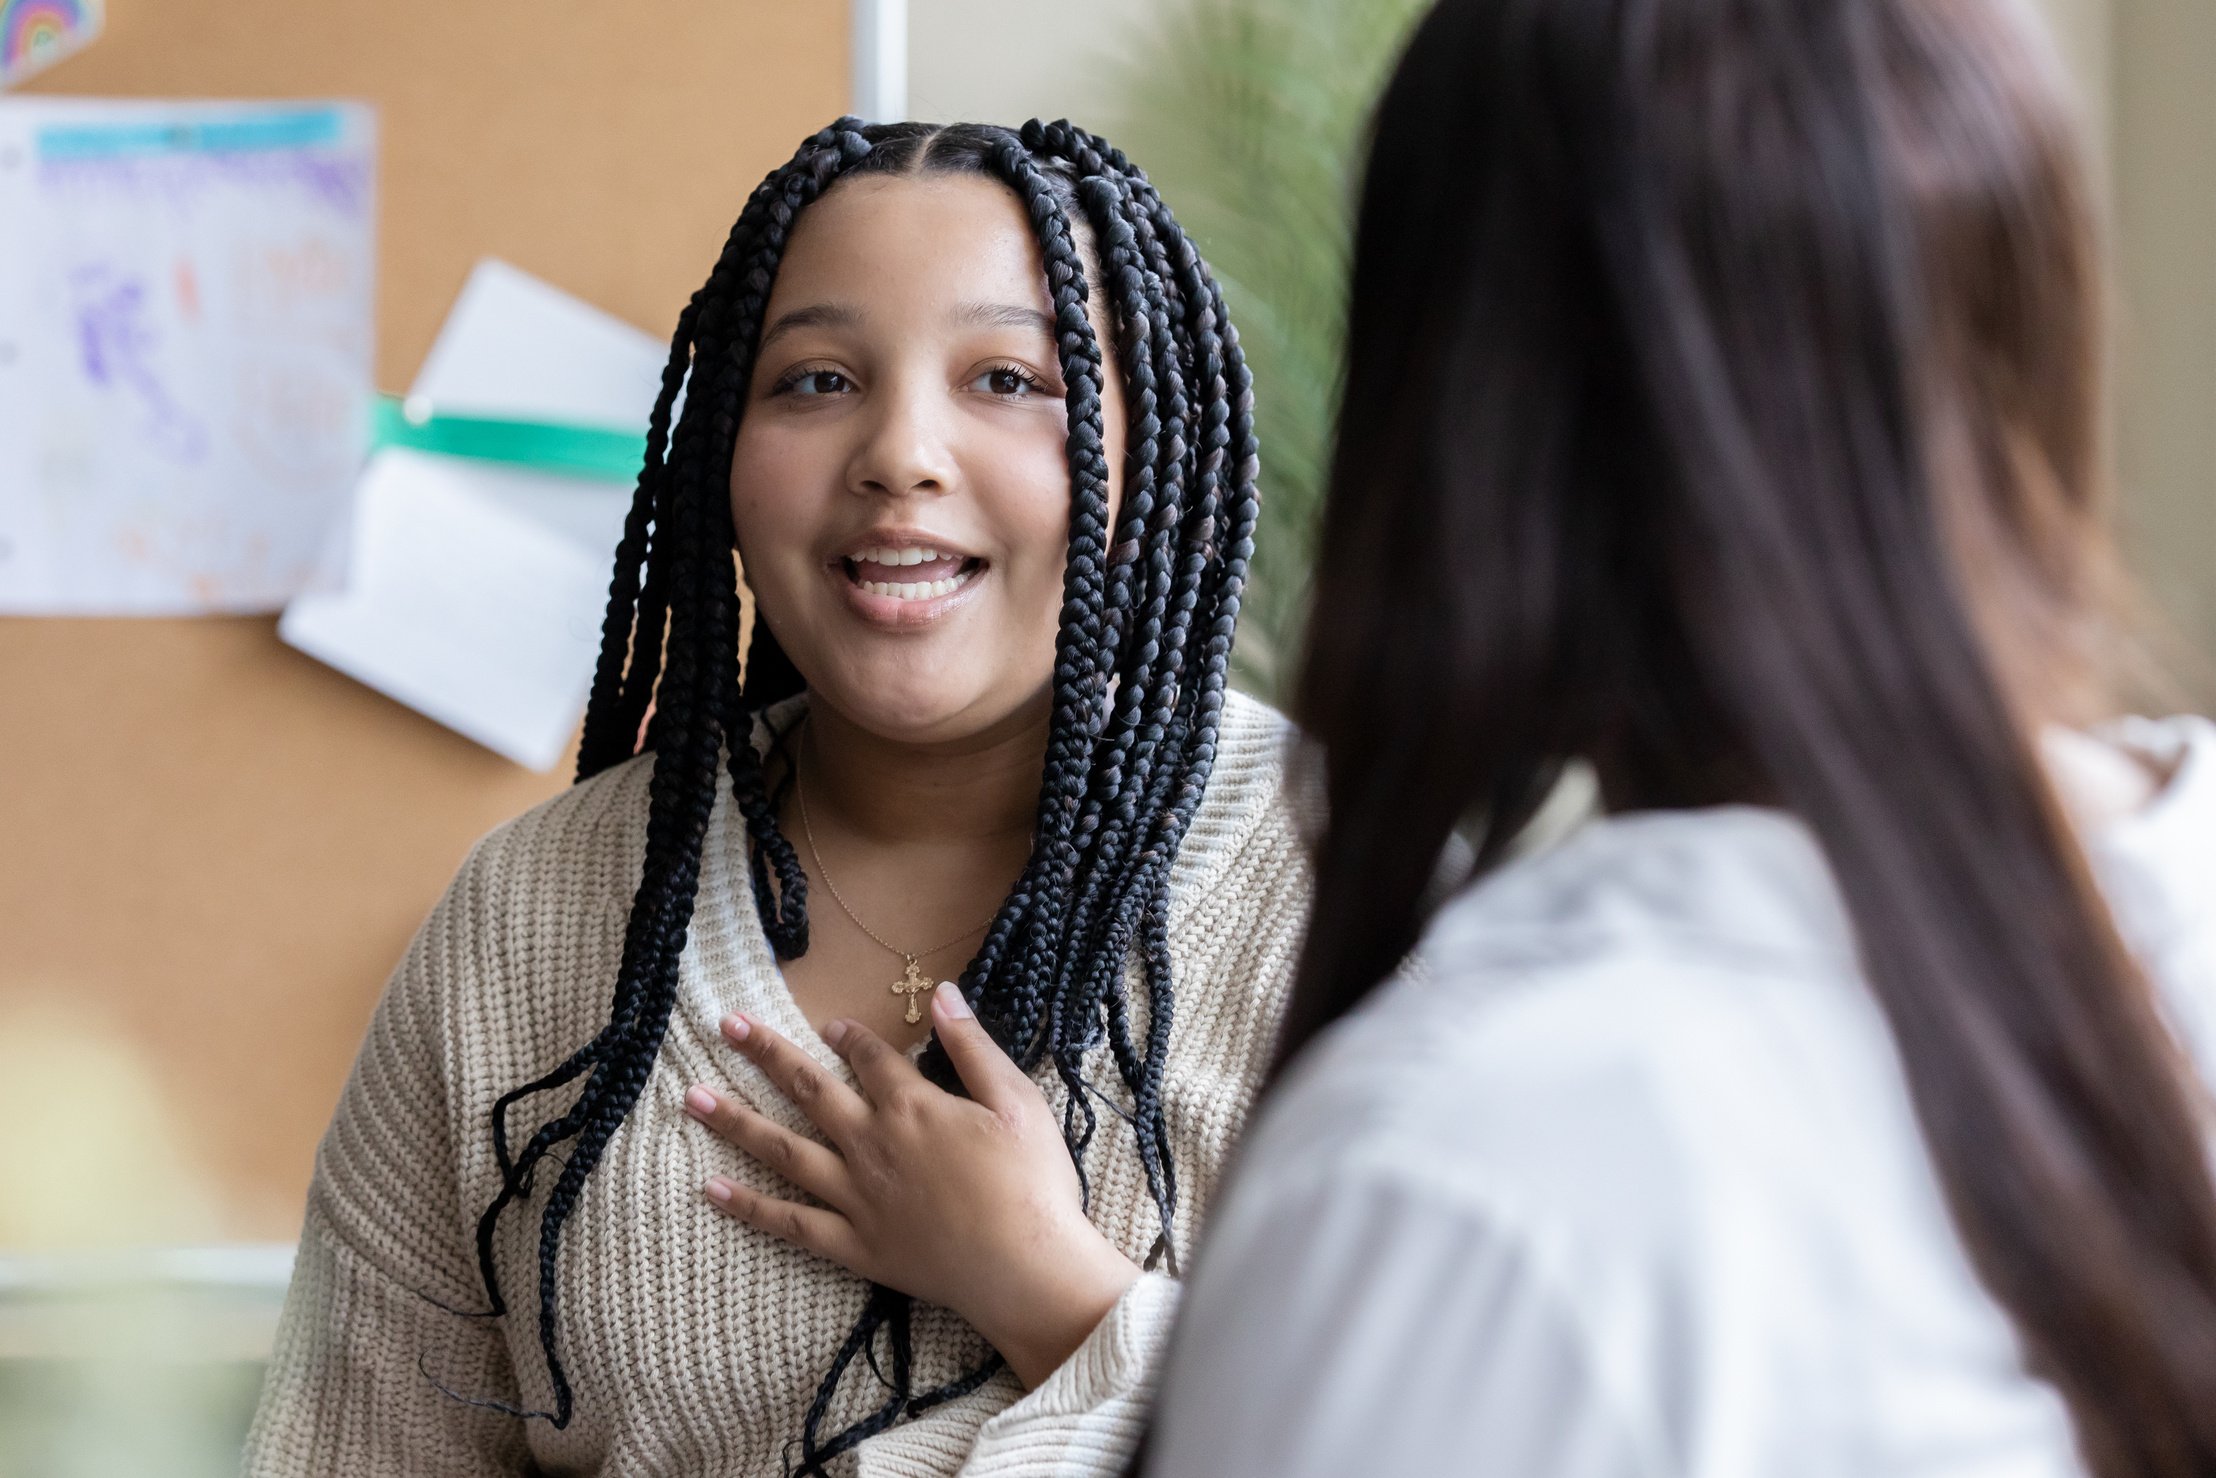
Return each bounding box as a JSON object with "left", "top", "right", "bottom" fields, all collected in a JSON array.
[{"left": 280, "top": 259, "right": 667, "bottom": 771}]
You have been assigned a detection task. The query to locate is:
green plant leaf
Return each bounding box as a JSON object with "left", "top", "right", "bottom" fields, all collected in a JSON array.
[{"left": 1107, "top": 0, "right": 1430, "bottom": 698}]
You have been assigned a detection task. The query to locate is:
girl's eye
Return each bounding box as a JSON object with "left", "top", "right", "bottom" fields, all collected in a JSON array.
[
  {"left": 776, "top": 369, "right": 853, "bottom": 398},
  {"left": 971, "top": 364, "right": 1044, "bottom": 398}
]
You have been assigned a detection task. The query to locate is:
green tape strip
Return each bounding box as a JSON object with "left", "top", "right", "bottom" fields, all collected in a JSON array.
[{"left": 369, "top": 394, "right": 646, "bottom": 482}]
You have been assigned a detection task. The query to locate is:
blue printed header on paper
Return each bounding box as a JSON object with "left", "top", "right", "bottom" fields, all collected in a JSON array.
[{"left": 36, "top": 106, "right": 348, "bottom": 161}]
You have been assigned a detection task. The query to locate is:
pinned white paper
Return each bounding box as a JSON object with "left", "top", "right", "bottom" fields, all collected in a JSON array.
[
  {"left": 0, "top": 99, "right": 375, "bottom": 614},
  {"left": 280, "top": 260, "right": 666, "bottom": 771}
]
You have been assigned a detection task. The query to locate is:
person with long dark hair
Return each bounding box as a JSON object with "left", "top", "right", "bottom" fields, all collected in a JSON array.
[
  {"left": 1138, "top": 0, "right": 2216, "bottom": 1473},
  {"left": 244, "top": 119, "right": 1312, "bottom": 1477}
]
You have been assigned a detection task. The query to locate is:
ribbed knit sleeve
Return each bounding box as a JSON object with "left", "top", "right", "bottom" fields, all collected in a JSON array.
[
  {"left": 960, "top": 1272, "right": 1180, "bottom": 1474},
  {"left": 849, "top": 1274, "right": 1179, "bottom": 1478},
  {"left": 243, "top": 832, "right": 532, "bottom": 1477}
]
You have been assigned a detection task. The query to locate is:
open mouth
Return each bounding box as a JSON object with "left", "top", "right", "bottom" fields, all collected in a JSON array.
[{"left": 839, "top": 543, "right": 986, "bottom": 601}]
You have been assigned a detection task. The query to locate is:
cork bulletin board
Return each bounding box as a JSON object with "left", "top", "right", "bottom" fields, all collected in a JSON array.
[{"left": 0, "top": 0, "right": 846, "bottom": 1239}]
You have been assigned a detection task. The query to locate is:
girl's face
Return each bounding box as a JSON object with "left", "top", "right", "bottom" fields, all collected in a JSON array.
[{"left": 729, "top": 173, "right": 1125, "bottom": 746}]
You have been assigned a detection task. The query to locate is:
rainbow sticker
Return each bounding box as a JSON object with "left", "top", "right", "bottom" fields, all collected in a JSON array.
[{"left": 0, "top": 0, "right": 103, "bottom": 90}]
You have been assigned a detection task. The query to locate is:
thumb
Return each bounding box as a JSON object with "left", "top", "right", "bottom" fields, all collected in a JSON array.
[{"left": 931, "top": 981, "right": 1034, "bottom": 1110}]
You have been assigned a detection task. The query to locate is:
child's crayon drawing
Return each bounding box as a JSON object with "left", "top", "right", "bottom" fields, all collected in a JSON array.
[
  {"left": 71, "top": 261, "right": 211, "bottom": 463},
  {"left": 0, "top": 99, "right": 376, "bottom": 614}
]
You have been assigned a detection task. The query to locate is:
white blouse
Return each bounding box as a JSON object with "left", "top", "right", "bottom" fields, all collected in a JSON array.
[{"left": 1148, "top": 717, "right": 2216, "bottom": 1478}]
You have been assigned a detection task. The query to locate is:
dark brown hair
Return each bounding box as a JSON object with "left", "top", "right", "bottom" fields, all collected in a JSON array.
[{"left": 1288, "top": 0, "right": 2216, "bottom": 1472}]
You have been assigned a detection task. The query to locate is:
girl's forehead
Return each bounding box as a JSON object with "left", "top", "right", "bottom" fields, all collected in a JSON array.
[{"left": 770, "top": 174, "right": 1051, "bottom": 310}]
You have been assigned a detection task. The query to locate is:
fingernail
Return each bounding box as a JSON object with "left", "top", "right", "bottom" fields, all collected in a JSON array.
[
  {"left": 684, "top": 1086, "right": 718, "bottom": 1118},
  {"left": 934, "top": 981, "right": 973, "bottom": 1020},
  {"left": 722, "top": 1013, "right": 751, "bottom": 1043},
  {"left": 822, "top": 1019, "right": 849, "bottom": 1049},
  {"left": 704, "top": 1179, "right": 734, "bottom": 1204}
]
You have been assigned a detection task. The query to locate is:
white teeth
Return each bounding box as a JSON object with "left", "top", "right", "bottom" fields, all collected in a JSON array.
[
  {"left": 855, "top": 569, "right": 973, "bottom": 601},
  {"left": 853, "top": 544, "right": 945, "bottom": 567}
]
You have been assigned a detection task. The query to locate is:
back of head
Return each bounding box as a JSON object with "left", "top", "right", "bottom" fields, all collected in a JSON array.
[{"left": 1292, "top": 0, "right": 2216, "bottom": 1470}]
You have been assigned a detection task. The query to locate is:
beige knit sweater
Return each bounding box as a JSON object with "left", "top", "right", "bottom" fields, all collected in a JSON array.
[{"left": 244, "top": 690, "right": 1312, "bottom": 1477}]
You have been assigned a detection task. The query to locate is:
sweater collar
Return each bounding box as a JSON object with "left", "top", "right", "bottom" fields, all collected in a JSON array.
[{"left": 673, "top": 688, "right": 1295, "bottom": 1070}]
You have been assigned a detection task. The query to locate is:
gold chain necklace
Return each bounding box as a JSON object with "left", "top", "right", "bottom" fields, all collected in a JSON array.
[{"left": 793, "top": 741, "right": 998, "bottom": 1025}]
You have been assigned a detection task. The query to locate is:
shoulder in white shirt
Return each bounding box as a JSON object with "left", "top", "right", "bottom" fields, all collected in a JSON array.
[{"left": 1149, "top": 717, "right": 2216, "bottom": 1478}]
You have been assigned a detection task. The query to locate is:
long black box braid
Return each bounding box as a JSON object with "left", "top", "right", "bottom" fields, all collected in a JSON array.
[{"left": 459, "top": 117, "right": 1258, "bottom": 1470}]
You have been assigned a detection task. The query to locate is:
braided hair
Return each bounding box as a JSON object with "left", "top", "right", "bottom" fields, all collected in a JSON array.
[{"left": 462, "top": 119, "right": 1258, "bottom": 1471}]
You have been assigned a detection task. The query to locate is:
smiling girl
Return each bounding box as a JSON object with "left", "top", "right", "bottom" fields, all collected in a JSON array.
[{"left": 243, "top": 120, "right": 1313, "bottom": 1477}]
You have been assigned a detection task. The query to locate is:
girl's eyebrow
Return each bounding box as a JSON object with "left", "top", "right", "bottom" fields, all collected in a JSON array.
[
  {"left": 952, "top": 301, "right": 1055, "bottom": 336},
  {"left": 759, "top": 302, "right": 862, "bottom": 349},
  {"left": 758, "top": 301, "right": 1053, "bottom": 351}
]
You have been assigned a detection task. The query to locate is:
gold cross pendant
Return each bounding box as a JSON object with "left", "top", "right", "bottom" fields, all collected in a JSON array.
[{"left": 891, "top": 955, "right": 933, "bottom": 1025}]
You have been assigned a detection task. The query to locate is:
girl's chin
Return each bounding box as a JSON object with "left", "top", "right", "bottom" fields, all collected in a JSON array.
[
  {"left": 806, "top": 685, "right": 1025, "bottom": 747},
  {"left": 797, "top": 652, "right": 1052, "bottom": 748}
]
